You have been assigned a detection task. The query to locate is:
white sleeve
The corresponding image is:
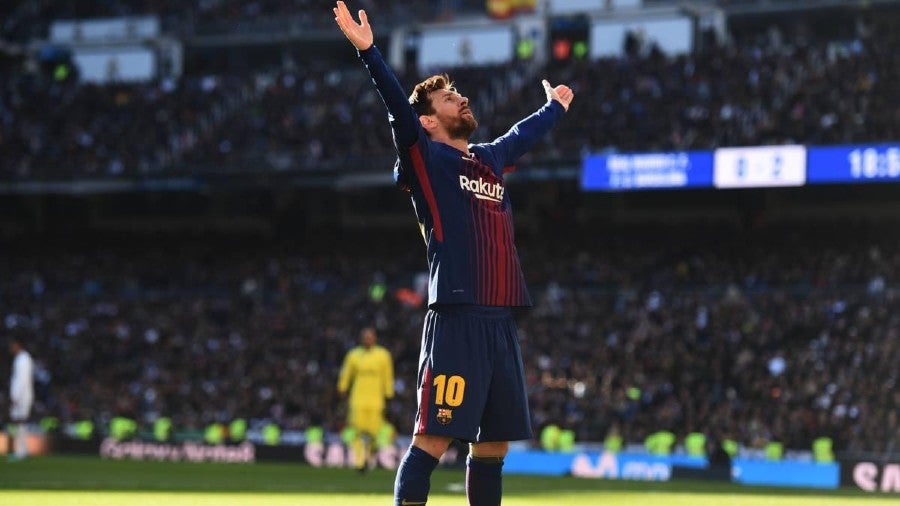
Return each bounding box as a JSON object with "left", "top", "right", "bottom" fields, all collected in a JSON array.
[
  {"left": 10, "top": 354, "right": 21, "bottom": 400},
  {"left": 10, "top": 353, "right": 33, "bottom": 402}
]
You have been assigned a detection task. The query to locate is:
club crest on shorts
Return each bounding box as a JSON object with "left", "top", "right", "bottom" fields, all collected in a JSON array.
[{"left": 436, "top": 408, "right": 453, "bottom": 425}]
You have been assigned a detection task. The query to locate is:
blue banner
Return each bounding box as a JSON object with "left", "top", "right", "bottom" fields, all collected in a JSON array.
[
  {"left": 581, "top": 151, "right": 714, "bottom": 191},
  {"left": 504, "top": 450, "right": 574, "bottom": 476},
  {"left": 732, "top": 459, "right": 839, "bottom": 489},
  {"left": 807, "top": 143, "right": 900, "bottom": 184},
  {"left": 505, "top": 450, "right": 681, "bottom": 480},
  {"left": 503, "top": 450, "right": 840, "bottom": 489}
]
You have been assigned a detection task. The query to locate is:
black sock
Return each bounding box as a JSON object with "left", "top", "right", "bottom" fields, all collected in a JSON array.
[
  {"left": 394, "top": 445, "right": 440, "bottom": 506},
  {"left": 466, "top": 455, "right": 503, "bottom": 506}
]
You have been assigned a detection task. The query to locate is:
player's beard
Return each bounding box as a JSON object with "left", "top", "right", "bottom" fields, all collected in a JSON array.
[{"left": 448, "top": 111, "right": 478, "bottom": 140}]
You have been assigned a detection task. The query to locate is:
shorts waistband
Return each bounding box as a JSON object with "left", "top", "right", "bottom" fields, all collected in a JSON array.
[{"left": 430, "top": 304, "right": 513, "bottom": 318}]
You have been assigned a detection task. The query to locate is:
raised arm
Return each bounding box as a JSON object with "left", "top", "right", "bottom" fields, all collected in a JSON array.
[
  {"left": 488, "top": 79, "right": 574, "bottom": 167},
  {"left": 333, "top": 1, "right": 419, "bottom": 148}
]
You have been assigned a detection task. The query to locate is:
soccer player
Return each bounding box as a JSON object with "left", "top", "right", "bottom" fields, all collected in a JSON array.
[
  {"left": 337, "top": 326, "right": 395, "bottom": 472},
  {"left": 333, "top": 2, "right": 573, "bottom": 505},
  {"left": 8, "top": 337, "right": 34, "bottom": 461}
]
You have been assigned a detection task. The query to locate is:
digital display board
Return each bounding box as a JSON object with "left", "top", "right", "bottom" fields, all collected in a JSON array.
[
  {"left": 807, "top": 144, "right": 900, "bottom": 184},
  {"left": 713, "top": 145, "right": 806, "bottom": 188},
  {"left": 418, "top": 26, "right": 514, "bottom": 71},
  {"left": 581, "top": 151, "right": 713, "bottom": 191},
  {"left": 581, "top": 142, "right": 900, "bottom": 193}
]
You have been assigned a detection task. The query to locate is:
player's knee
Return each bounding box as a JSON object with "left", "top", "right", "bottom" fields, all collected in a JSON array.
[
  {"left": 470, "top": 441, "right": 509, "bottom": 458},
  {"left": 412, "top": 434, "right": 452, "bottom": 459}
]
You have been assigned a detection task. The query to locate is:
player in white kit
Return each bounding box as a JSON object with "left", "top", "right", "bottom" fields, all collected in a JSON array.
[{"left": 8, "top": 337, "right": 34, "bottom": 461}]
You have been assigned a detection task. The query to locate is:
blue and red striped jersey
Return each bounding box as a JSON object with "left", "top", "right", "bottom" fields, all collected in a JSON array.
[{"left": 359, "top": 46, "right": 565, "bottom": 307}]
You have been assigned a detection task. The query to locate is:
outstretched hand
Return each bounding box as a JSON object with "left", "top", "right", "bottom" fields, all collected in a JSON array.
[
  {"left": 542, "top": 80, "right": 574, "bottom": 112},
  {"left": 333, "top": 1, "right": 373, "bottom": 51}
]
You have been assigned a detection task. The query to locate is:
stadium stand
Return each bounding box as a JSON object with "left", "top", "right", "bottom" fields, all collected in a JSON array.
[
  {"left": 1, "top": 0, "right": 487, "bottom": 41},
  {"left": 0, "top": 224, "right": 897, "bottom": 455},
  {"left": 2, "top": 8, "right": 898, "bottom": 178}
]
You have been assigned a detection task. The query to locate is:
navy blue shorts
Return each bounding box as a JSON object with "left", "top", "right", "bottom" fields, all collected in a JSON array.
[{"left": 413, "top": 305, "right": 532, "bottom": 443}]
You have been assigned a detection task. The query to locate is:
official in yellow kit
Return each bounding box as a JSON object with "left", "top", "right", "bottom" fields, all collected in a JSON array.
[{"left": 338, "top": 326, "right": 395, "bottom": 471}]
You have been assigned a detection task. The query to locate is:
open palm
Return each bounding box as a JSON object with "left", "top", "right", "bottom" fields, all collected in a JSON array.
[{"left": 333, "top": 1, "right": 373, "bottom": 51}]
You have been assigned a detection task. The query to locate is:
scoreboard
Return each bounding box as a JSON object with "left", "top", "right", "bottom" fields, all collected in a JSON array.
[{"left": 582, "top": 143, "right": 900, "bottom": 191}]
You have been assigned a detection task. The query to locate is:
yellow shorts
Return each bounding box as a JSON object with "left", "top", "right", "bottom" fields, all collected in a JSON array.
[{"left": 349, "top": 407, "right": 384, "bottom": 436}]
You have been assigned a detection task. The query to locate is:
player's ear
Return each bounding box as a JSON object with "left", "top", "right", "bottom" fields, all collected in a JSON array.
[{"left": 419, "top": 114, "right": 438, "bottom": 132}]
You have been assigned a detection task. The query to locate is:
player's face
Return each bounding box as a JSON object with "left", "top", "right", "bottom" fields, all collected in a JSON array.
[
  {"left": 360, "top": 328, "right": 377, "bottom": 348},
  {"left": 428, "top": 88, "right": 478, "bottom": 140}
]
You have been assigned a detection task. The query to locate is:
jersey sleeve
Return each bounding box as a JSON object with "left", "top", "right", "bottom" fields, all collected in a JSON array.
[
  {"left": 383, "top": 349, "right": 395, "bottom": 400},
  {"left": 358, "top": 46, "right": 427, "bottom": 190},
  {"left": 10, "top": 354, "right": 32, "bottom": 402},
  {"left": 483, "top": 100, "right": 565, "bottom": 171},
  {"left": 9, "top": 356, "right": 20, "bottom": 400},
  {"left": 337, "top": 349, "right": 356, "bottom": 394}
]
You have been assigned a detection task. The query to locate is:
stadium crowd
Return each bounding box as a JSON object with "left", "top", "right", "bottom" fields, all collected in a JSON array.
[
  {"left": 1, "top": 12, "right": 898, "bottom": 178},
  {"left": 0, "top": 71, "right": 254, "bottom": 179},
  {"left": 1, "top": 225, "right": 897, "bottom": 455},
  {"left": 1, "top": 0, "right": 484, "bottom": 41},
  {"left": 513, "top": 25, "right": 898, "bottom": 158},
  {"left": 0, "top": 50, "right": 531, "bottom": 177}
]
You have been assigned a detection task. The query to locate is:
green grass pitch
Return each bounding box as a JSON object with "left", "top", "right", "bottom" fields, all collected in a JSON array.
[{"left": 0, "top": 456, "right": 894, "bottom": 505}]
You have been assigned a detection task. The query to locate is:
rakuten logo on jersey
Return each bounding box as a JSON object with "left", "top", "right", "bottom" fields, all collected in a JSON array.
[{"left": 459, "top": 175, "right": 504, "bottom": 203}]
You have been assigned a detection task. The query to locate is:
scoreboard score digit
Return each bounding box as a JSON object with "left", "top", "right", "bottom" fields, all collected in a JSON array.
[{"left": 713, "top": 145, "right": 807, "bottom": 189}]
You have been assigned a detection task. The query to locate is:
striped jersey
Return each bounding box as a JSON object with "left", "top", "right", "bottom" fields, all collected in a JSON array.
[{"left": 359, "top": 46, "right": 565, "bottom": 307}]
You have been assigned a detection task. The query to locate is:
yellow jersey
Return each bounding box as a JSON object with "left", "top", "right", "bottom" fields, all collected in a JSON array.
[{"left": 337, "top": 345, "right": 394, "bottom": 409}]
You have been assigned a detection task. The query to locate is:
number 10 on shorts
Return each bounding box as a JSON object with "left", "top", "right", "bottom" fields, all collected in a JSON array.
[{"left": 433, "top": 374, "right": 465, "bottom": 407}]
